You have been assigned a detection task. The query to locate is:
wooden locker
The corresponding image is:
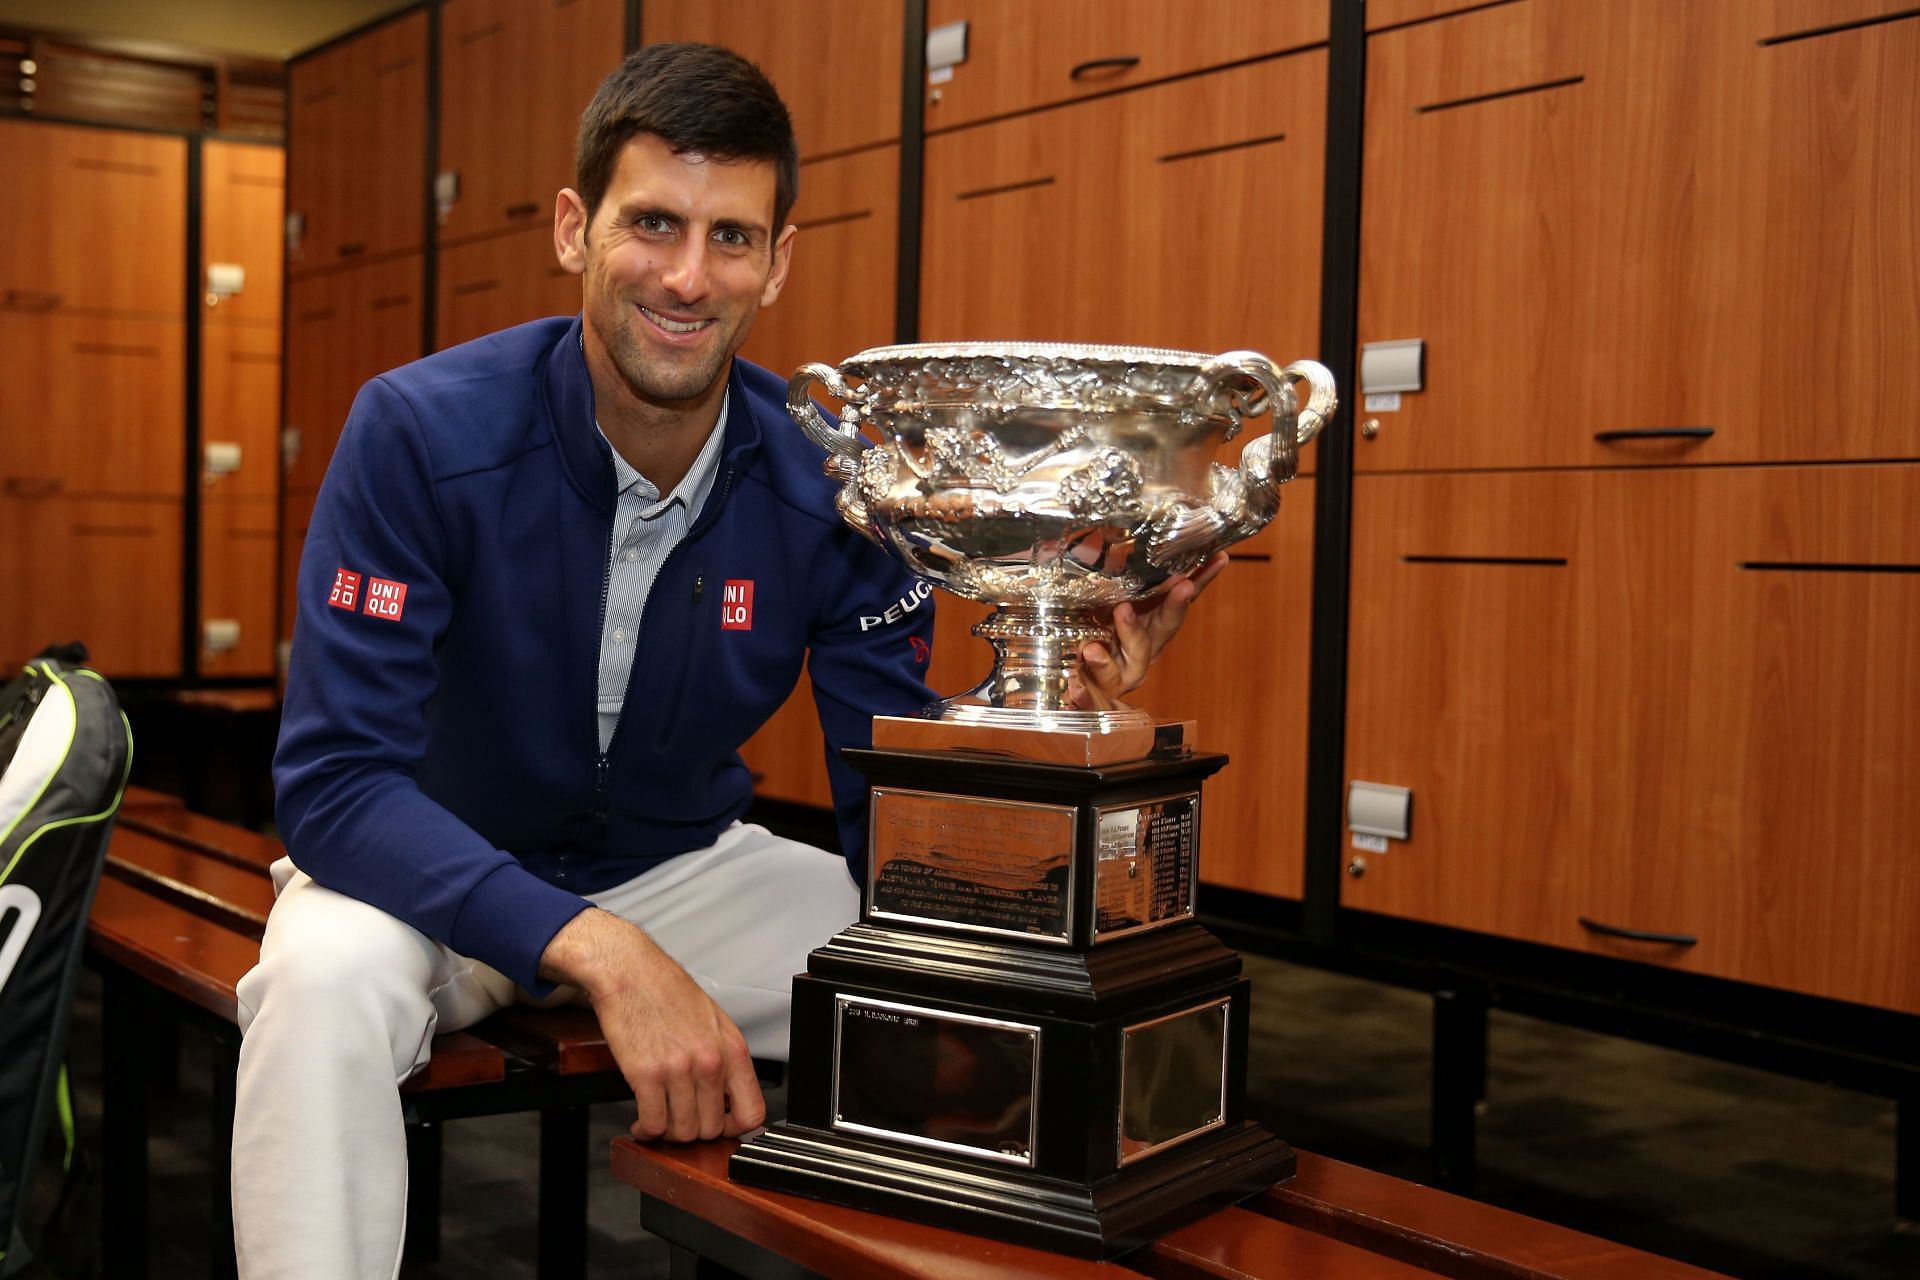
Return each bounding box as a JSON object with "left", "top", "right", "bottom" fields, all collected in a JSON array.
[
  {"left": 921, "top": 53, "right": 1326, "bottom": 374},
  {"left": 922, "top": 0, "right": 1327, "bottom": 131},
  {"left": 200, "top": 319, "right": 281, "bottom": 503},
  {"left": 437, "top": 0, "right": 626, "bottom": 246},
  {"left": 0, "top": 494, "right": 182, "bottom": 677},
  {"left": 0, "top": 119, "right": 185, "bottom": 318},
  {"left": 0, "top": 311, "right": 185, "bottom": 498},
  {"left": 436, "top": 223, "right": 580, "bottom": 350},
  {"left": 1342, "top": 464, "right": 1920, "bottom": 1014},
  {"left": 283, "top": 256, "right": 423, "bottom": 496},
  {"left": 200, "top": 497, "right": 278, "bottom": 677},
  {"left": 1356, "top": 0, "right": 1920, "bottom": 471},
  {"left": 201, "top": 140, "right": 286, "bottom": 329},
  {"left": 286, "top": 10, "right": 428, "bottom": 277},
  {"left": 1130, "top": 485, "right": 1316, "bottom": 901},
  {"left": 642, "top": 0, "right": 902, "bottom": 158}
]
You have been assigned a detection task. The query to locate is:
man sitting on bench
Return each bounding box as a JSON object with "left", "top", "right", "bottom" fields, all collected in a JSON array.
[{"left": 232, "top": 43, "right": 1215, "bottom": 1280}]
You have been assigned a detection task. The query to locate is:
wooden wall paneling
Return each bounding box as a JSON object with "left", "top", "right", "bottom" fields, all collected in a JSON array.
[
  {"left": 201, "top": 140, "right": 286, "bottom": 328},
  {"left": 1356, "top": 0, "right": 1920, "bottom": 472},
  {"left": 0, "top": 119, "right": 186, "bottom": 317},
  {"left": 1342, "top": 463, "right": 1920, "bottom": 1014},
  {"left": 0, "top": 494, "right": 182, "bottom": 677},
  {"left": 1668, "top": 462, "right": 1920, "bottom": 1014},
  {"left": 921, "top": 53, "right": 1325, "bottom": 369},
  {"left": 739, "top": 146, "right": 900, "bottom": 378},
  {"left": 641, "top": 0, "right": 903, "bottom": 157},
  {"left": 287, "top": 10, "right": 428, "bottom": 275},
  {"left": 1694, "top": 1, "right": 1920, "bottom": 465},
  {"left": 437, "top": 0, "right": 626, "bottom": 246},
  {"left": 0, "top": 311, "right": 185, "bottom": 498},
  {"left": 1364, "top": 0, "right": 1510, "bottom": 33},
  {"left": 1130, "top": 484, "right": 1317, "bottom": 901},
  {"left": 200, "top": 321, "right": 282, "bottom": 501},
  {"left": 282, "top": 256, "right": 424, "bottom": 495},
  {"left": 436, "top": 224, "right": 581, "bottom": 350},
  {"left": 922, "top": 0, "right": 1328, "bottom": 131},
  {"left": 1355, "top": 0, "right": 1702, "bottom": 472},
  {"left": 199, "top": 498, "right": 278, "bottom": 677},
  {"left": 285, "top": 40, "right": 352, "bottom": 277},
  {"left": 1342, "top": 469, "right": 1653, "bottom": 958}
]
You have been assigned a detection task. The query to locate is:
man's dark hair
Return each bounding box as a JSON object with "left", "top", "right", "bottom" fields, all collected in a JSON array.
[{"left": 576, "top": 42, "right": 799, "bottom": 232}]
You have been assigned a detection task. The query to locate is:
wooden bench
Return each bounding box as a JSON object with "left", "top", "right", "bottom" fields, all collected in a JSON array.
[
  {"left": 610, "top": 1137, "right": 1731, "bottom": 1280},
  {"left": 88, "top": 806, "right": 636, "bottom": 1280}
]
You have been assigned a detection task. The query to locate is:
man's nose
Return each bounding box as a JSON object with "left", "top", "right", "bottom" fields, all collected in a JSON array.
[{"left": 659, "top": 237, "right": 710, "bottom": 302}]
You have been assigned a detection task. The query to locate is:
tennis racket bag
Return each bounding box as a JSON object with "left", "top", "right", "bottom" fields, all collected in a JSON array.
[{"left": 0, "top": 655, "right": 131, "bottom": 1275}]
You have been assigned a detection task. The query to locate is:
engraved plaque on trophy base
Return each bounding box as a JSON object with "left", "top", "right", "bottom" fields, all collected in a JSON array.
[{"left": 730, "top": 745, "right": 1294, "bottom": 1258}]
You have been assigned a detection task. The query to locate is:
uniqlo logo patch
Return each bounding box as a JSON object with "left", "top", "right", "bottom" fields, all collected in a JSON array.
[
  {"left": 721, "top": 579, "right": 754, "bottom": 630},
  {"left": 363, "top": 577, "right": 408, "bottom": 621},
  {"left": 327, "top": 568, "right": 362, "bottom": 611}
]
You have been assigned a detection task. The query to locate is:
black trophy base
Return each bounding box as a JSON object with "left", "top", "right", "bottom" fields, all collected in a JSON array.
[{"left": 730, "top": 1118, "right": 1293, "bottom": 1260}]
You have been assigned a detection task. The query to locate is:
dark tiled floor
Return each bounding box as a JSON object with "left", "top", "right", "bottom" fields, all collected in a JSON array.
[{"left": 18, "top": 953, "right": 1918, "bottom": 1278}]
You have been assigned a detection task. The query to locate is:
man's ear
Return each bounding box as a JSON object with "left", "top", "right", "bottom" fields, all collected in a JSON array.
[
  {"left": 554, "top": 188, "right": 589, "bottom": 276},
  {"left": 759, "top": 223, "right": 797, "bottom": 308}
]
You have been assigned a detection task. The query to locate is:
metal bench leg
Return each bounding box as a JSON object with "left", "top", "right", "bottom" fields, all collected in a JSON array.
[
  {"left": 404, "top": 1121, "right": 444, "bottom": 1266},
  {"left": 208, "top": 1034, "right": 239, "bottom": 1280},
  {"left": 100, "top": 970, "right": 151, "bottom": 1280},
  {"left": 1900, "top": 1092, "right": 1918, "bottom": 1229},
  {"left": 1431, "top": 980, "right": 1487, "bottom": 1193},
  {"left": 538, "top": 1105, "right": 590, "bottom": 1280}
]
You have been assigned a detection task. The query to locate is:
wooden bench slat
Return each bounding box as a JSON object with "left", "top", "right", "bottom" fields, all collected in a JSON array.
[
  {"left": 118, "top": 807, "right": 283, "bottom": 874},
  {"left": 610, "top": 1137, "right": 1128, "bottom": 1279},
  {"left": 403, "top": 1031, "right": 507, "bottom": 1092},
  {"left": 121, "top": 784, "right": 187, "bottom": 813},
  {"left": 1140, "top": 1205, "right": 1447, "bottom": 1280},
  {"left": 1254, "top": 1155, "right": 1726, "bottom": 1280},
  {"left": 89, "top": 876, "right": 256, "bottom": 1022},
  {"left": 106, "top": 828, "right": 276, "bottom": 938},
  {"left": 471, "top": 1006, "right": 616, "bottom": 1076}
]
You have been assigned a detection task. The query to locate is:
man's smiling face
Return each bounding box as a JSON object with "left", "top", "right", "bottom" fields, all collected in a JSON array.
[{"left": 571, "top": 132, "right": 792, "bottom": 409}]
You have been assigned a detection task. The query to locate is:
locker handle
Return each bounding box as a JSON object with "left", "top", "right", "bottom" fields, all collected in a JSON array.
[
  {"left": 504, "top": 202, "right": 541, "bottom": 219},
  {"left": 1593, "top": 427, "right": 1714, "bottom": 444},
  {"left": 3, "top": 288, "right": 63, "bottom": 311},
  {"left": 1578, "top": 916, "right": 1697, "bottom": 947},
  {"left": 1069, "top": 55, "right": 1140, "bottom": 81},
  {"left": 337, "top": 242, "right": 367, "bottom": 258},
  {"left": 3, "top": 476, "right": 64, "bottom": 498}
]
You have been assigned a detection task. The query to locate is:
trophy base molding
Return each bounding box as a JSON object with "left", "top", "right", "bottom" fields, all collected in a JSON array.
[{"left": 731, "top": 1120, "right": 1294, "bottom": 1260}]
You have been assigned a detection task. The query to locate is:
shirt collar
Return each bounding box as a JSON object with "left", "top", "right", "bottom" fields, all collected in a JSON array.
[{"left": 596, "top": 387, "right": 730, "bottom": 517}]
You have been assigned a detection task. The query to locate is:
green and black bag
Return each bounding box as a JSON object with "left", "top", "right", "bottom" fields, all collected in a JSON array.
[{"left": 0, "top": 654, "right": 131, "bottom": 1276}]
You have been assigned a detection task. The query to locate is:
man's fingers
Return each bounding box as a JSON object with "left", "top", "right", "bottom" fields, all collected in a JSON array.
[
  {"left": 720, "top": 1048, "right": 768, "bottom": 1137},
  {"left": 629, "top": 1072, "right": 669, "bottom": 1142}
]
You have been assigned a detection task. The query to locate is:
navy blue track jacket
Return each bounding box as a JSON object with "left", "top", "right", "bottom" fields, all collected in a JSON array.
[{"left": 274, "top": 316, "right": 937, "bottom": 992}]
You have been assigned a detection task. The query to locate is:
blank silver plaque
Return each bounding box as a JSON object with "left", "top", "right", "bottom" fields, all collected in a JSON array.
[{"left": 1117, "top": 997, "right": 1230, "bottom": 1165}]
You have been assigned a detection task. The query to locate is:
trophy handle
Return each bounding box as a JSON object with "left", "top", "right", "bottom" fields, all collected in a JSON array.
[{"left": 788, "top": 362, "right": 869, "bottom": 462}]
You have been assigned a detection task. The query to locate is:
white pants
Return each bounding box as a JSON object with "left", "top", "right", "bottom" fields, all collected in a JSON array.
[{"left": 229, "top": 823, "right": 859, "bottom": 1280}]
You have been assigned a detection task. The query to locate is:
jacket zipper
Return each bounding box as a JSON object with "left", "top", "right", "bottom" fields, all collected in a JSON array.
[{"left": 597, "top": 461, "right": 738, "bottom": 772}]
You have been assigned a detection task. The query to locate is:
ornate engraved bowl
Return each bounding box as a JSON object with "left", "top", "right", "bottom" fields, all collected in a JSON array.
[{"left": 790, "top": 342, "right": 1336, "bottom": 731}]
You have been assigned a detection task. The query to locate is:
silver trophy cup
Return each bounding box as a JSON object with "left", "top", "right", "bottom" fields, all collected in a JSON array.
[{"left": 789, "top": 341, "right": 1336, "bottom": 735}]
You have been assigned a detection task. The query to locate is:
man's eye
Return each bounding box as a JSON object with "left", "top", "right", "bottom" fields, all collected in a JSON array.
[
  {"left": 713, "top": 228, "right": 749, "bottom": 247},
  {"left": 637, "top": 214, "right": 672, "bottom": 235}
]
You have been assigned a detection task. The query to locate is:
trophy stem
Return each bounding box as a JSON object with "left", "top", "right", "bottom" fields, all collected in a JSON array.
[{"left": 926, "top": 605, "right": 1155, "bottom": 734}]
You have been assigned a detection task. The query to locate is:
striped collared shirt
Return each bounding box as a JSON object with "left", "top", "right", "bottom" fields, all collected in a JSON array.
[{"left": 594, "top": 391, "right": 728, "bottom": 752}]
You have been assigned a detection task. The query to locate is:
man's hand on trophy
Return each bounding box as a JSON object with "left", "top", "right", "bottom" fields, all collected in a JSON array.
[{"left": 1068, "top": 551, "right": 1229, "bottom": 710}]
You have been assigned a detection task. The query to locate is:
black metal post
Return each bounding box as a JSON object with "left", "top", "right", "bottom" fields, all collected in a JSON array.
[
  {"left": 537, "top": 1106, "right": 591, "bottom": 1280},
  {"left": 1431, "top": 980, "right": 1488, "bottom": 1192},
  {"left": 402, "top": 1120, "right": 444, "bottom": 1265},
  {"left": 99, "top": 971, "right": 151, "bottom": 1280}
]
